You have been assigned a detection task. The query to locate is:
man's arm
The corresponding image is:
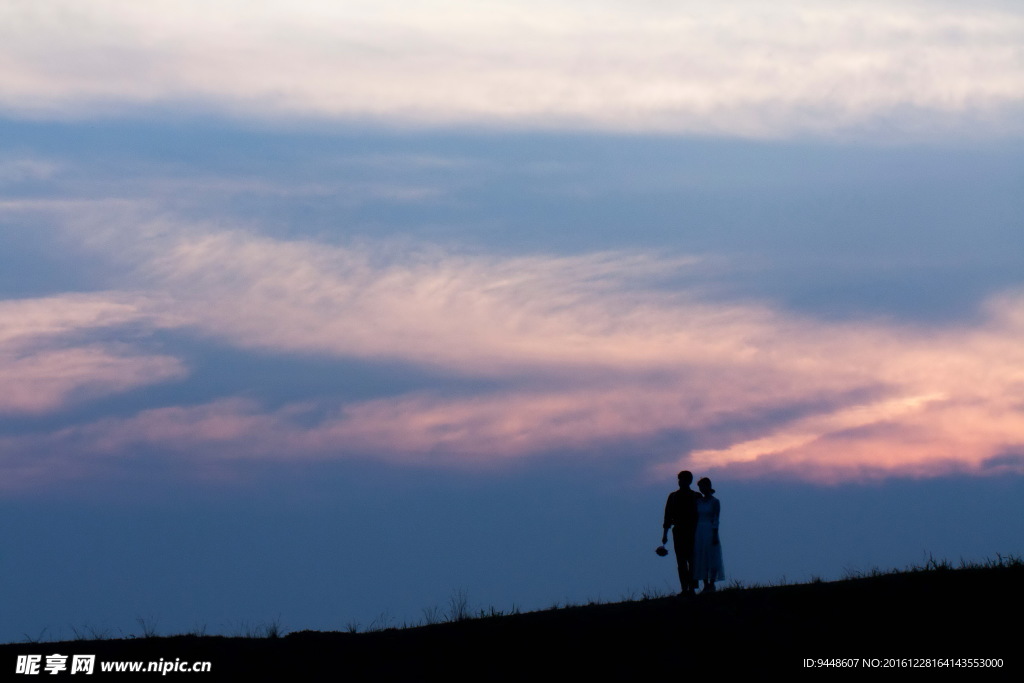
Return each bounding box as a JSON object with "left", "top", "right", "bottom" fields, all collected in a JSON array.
[{"left": 661, "top": 493, "right": 673, "bottom": 544}]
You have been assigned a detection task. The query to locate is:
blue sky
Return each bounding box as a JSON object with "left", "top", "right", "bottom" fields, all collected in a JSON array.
[{"left": 1, "top": 0, "right": 1023, "bottom": 642}]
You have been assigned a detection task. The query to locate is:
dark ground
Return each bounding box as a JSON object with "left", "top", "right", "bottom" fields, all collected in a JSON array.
[{"left": 3, "top": 562, "right": 1019, "bottom": 679}]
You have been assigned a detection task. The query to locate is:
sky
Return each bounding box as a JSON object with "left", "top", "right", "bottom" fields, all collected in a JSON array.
[{"left": 1, "top": 0, "right": 1023, "bottom": 643}]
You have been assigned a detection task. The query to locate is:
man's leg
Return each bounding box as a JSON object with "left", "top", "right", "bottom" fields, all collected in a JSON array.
[{"left": 672, "top": 528, "right": 695, "bottom": 594}]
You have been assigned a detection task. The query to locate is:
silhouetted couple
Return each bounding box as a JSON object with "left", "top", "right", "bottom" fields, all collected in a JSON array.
[{"left": 661, "top": 470, "right": 724, "bottom": 595}]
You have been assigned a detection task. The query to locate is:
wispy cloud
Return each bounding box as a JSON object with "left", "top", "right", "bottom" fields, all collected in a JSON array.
[
  {"left": 2, "top": 1, "right": 1022, "bottom": 138},
  {"left": 2, "top": 210, "right": 1022, "bottom": 485},
  {"left": 0, "top": 157, "right": 62, "bottom": 183},
  {"left": 0, "top": 293, "right": 185, "bottom": 414}
]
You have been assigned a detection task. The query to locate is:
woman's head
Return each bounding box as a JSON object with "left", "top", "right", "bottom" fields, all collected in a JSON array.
[{"left": 697, "top": 477, "right": 715, "bottom": 494}]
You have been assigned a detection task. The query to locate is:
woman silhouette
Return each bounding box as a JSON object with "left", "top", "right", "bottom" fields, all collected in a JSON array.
[{"left": 693, "top": 477, "right": 724, "bottom": 592}]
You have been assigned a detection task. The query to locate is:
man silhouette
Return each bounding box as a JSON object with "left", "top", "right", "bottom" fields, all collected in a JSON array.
[{"left": 662, "top": 470, "right": 699, "bottom": 595}]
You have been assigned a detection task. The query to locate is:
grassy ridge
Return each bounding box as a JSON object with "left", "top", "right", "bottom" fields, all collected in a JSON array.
[{"left": 3, "top": 558, "right": 1020, "bottom": 678}]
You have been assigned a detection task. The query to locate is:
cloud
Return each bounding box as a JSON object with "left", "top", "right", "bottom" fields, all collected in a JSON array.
[
  {"left": 2, "top": 210, "right": 1022, "bottom": 484},
  {"left": 1, "top": 1, "right": 1022, "bottom": 138},
  {"left": 0, "top": 293, "right": 185, "bottom": 414},
  {"left": 0, "top": 157, "right": 62, "bottom": 183}
]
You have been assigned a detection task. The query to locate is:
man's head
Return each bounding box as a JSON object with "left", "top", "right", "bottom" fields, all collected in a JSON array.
[{"left": 677, "top": 470, "right": 693, "bottom": 488}]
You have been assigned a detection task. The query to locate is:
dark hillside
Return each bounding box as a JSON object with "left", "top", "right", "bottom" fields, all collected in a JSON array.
[{"left": 4, "top": 561, "right": 1019, "bottom": 679}]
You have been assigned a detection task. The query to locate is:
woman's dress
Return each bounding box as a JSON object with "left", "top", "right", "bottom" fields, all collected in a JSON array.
[{"left": 693, "top": 495, "right": 725, "bottom": 583}]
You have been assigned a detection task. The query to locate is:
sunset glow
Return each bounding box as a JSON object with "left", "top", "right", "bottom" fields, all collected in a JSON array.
[{"left": 1, "top": 210, "right": 1022, "bottom": 486}]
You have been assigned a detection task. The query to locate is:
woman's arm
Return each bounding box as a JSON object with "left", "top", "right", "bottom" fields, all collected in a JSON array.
[{"left": 712, "top": 498, "right": 721, "bottom": 545}]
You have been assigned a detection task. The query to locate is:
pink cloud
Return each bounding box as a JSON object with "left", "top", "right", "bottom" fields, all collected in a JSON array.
[
  {"left": 4, "top": 214, "right": 1024, "bottom": 485},
  {"left": 0, "top": 293, "right": 185, "bottom": 414}
]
